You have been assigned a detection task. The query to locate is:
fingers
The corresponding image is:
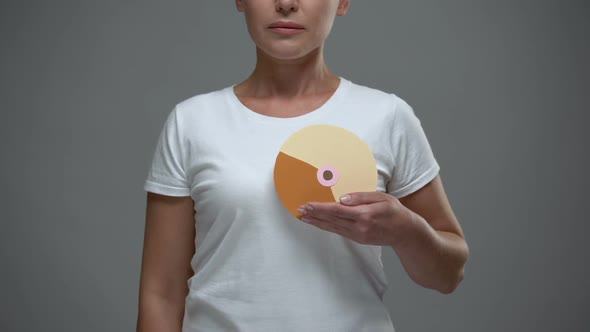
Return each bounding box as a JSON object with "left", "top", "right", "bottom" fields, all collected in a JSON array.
[
  {"left": 296, "top": 192, "right": 398, "bottom": 245},
  {"left": 339, "top": 191, "right": 391, "bottom": 206},
  {"left": 298, "top": 202, "right": 358, "bottom": 232},
  {"left": 300, "top": 216, "right": 353, "bottom": 237},
  {"left": 300, "top": 202, "right": 360, "bottom": 222}
]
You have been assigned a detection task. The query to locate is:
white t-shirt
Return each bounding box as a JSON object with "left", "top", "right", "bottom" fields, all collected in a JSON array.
[{"left": 143, "top": 77, "right": 440, "bottom": 332}]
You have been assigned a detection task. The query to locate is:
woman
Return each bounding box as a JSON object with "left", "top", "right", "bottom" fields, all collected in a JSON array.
[{"left": 137, "top": 1, "right": 469, "bottom": 331}]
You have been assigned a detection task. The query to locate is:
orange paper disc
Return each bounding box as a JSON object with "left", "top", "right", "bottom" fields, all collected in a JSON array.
[{"left": 273, "top": 124, "right": 378, "bottom": 219}]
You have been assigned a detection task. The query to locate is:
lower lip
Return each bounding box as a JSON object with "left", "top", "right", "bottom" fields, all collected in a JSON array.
[{"left": 269, "top": 27, "right": 305, "bottom": 35}]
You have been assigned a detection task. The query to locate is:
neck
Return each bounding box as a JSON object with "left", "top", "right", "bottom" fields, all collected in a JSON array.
[{"left": 239, "top": 46, "right": 339, "bottom": 98}]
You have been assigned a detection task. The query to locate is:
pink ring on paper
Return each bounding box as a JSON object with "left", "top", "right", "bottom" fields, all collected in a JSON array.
[{"left": 317, "top": 165, "right": 340, "bottom": 187}]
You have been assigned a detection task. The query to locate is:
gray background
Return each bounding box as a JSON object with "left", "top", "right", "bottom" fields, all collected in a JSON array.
[{"left": 1, "top": 0, "right": 588, "bottom": 331}]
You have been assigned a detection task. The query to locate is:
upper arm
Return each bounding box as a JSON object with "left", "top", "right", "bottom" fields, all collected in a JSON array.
[
  {"left": 399, "top": 175, "right": 464, "bottom": 239},
  {"left": 139, "top": 192, "right": 196, "bottom": 303}
]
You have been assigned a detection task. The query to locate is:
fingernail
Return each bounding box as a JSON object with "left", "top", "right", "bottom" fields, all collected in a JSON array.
[
  {"left": 297, "top": 208, "right": 306, "bottom": 215},
  {"left": 339, "top": 195, "right": 351, "bottom": 203}
]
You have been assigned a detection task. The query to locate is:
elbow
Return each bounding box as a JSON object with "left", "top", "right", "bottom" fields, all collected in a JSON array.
[
  {"left": 438, "top": 267, "right": 465, "bottom": 294},
  {"left": 412, "top": 266, "right": 465, "bottom": 295},
  {"left": 439, "top": 245, "right": 469, "bottom": 295}
]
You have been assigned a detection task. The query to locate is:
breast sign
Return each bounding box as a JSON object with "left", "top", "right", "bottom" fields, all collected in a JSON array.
[{"left": 274, "top": 124, "right": 378, "bottom": 219}]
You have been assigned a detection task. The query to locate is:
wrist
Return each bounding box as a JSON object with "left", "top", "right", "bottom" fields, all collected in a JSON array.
[{"left": 389, "top": 207, "right": 425, "bottom": 250}]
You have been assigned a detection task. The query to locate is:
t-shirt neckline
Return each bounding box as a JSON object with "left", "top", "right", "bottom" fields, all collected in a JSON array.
[{"left": 225, "top": 77, "right": 350, "bottom": 124}]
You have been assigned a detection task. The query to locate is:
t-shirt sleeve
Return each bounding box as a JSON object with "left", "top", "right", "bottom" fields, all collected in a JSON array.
[
  {"left": 143, "top": 106, "right": 191, "bottom": 197},
  {"left": 386, "top": 96, "right": 440, "bottom": 198}
]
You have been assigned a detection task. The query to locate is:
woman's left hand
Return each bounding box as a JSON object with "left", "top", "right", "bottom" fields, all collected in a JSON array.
[{"left": 298, "top": 192, "right": 415, "bottom": 247}]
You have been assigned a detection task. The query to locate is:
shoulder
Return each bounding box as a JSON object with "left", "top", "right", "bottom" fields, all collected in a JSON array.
[
  {"left": 175, "top": 85, "right": 231, "bottom": 115},
  {"left": 344, "top": 78, "right": 391, "bottom": 101},
  {"left": 158, "top": 85, "right": 234, "bottom": 136},
  {"left": 343, "top": 78, "right": 415, "bottom": 119}
]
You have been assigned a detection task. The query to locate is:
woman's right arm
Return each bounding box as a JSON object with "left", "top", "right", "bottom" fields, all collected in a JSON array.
[{"left": 136, "top": 192, "right": 196, "bottom": 332}]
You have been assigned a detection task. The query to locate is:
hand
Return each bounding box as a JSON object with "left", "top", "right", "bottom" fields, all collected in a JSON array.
[{"left": 298, "top": 191, "right": 415, "bottom": 246}]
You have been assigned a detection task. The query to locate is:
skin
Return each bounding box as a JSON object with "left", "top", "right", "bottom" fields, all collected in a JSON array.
[
  {"left": 137, "top": 193, "right": 195, "bottom": 332},
  {"left": 299, "top": 177, "right": 468, "bottom": 294},
  {"left": 233, "top": 0, "right": 351, "bottom": 117},
  {"left": 137, "top": 1, "right": 468, "bottom": 330}
]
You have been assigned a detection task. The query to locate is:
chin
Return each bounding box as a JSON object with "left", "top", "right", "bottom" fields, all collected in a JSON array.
[
  {"left": 260, "top": 44, "right": 319, "bottom": 62},
  {"left": 271, "top": 51, "right": 309, "bottom": 61}
]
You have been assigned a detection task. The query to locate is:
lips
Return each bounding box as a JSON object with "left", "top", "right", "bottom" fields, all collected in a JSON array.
[
  {"left": 268, "top": 21, "right": 305, "bottom": 36},
  {"left": 268, "top": 21, "right": 304, "bottom": 30}
]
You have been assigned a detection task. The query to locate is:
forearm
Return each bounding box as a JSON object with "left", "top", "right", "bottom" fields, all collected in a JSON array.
[
  {"left": 137, "top": 292, "right": 185, "bottom": 332},
  {"left": 389, "top": 209, "right": 469, "bottom": 294}
]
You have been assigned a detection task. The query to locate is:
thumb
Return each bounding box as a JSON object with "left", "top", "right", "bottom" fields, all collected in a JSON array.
[{"left": 338, "top": 191, "right": 386, "bottom": 206}]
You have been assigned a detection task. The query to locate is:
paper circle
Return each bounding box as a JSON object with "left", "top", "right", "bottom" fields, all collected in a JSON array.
[
  {"left": 273, "top": 125, "right": 378, "bottom": 219},
  {"left": 317, "top": 165, "right": 339, "bottom": 187}
]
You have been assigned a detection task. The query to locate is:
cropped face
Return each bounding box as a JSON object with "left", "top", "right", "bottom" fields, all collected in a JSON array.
[{"left": 236, "top": 0, "right": 350, "bottom": 61}]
